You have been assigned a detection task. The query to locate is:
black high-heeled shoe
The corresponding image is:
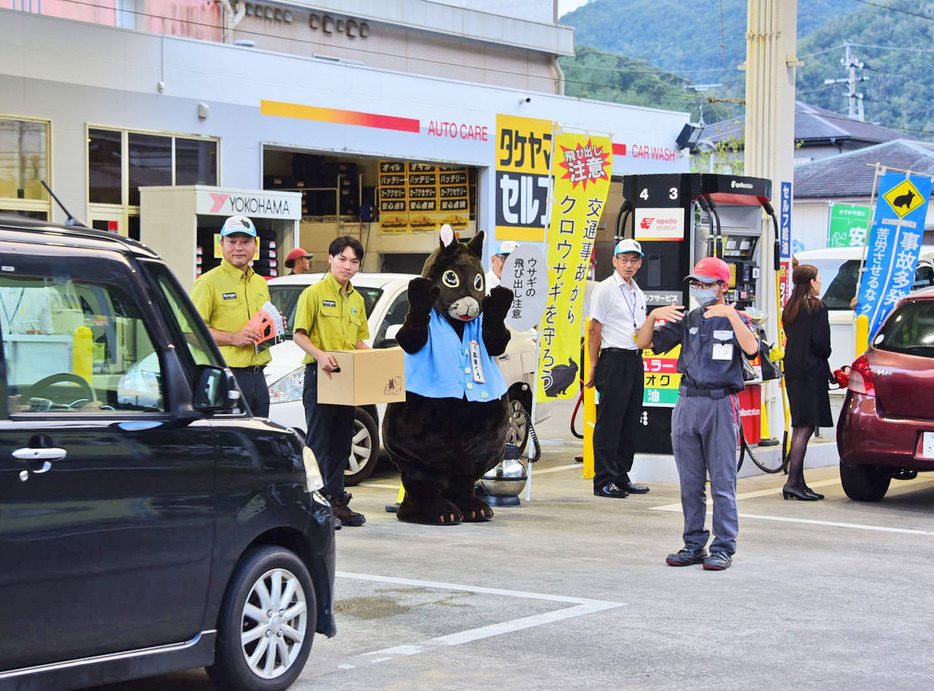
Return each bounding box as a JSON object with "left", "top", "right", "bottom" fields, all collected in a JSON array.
[
  {"left": 782, "top": 486, "right": 819, "bottom": 501},
  {"left": 804, "top": 487, "right": 824, "bottom": 500}
]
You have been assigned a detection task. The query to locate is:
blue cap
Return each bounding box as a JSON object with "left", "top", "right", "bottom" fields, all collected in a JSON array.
[{"left": 220, "top": 215, "right": 256, "bottom": 237}]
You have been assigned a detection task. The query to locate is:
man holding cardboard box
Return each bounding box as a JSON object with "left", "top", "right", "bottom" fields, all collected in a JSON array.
[{"left": 292, "top": 236, "right": 370, "bottom": 527}]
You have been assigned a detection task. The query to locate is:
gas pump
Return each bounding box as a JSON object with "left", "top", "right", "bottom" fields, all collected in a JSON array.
[{"left": 613, "top": 173, "right": 774, "bottom": 454}]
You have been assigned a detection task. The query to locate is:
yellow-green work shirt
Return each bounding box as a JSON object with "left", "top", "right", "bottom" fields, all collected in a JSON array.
[
  {"left": 191, "top": 259, "right": 272, "bottom": 368},
  {"left": 293, "top": 272, "right": 369, "bottom": 364}
]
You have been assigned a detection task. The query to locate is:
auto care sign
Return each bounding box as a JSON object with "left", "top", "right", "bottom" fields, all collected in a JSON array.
[
  {"left": 856, "top": 171, "right": 933, "bottom": 338},
  {"left": 537, "top": 133, "right": 613, "bottom": 401}
]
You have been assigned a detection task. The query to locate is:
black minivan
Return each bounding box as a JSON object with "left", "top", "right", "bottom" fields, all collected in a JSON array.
[{"left": 0, "top": 216, "right": 335, "bottom": 690}]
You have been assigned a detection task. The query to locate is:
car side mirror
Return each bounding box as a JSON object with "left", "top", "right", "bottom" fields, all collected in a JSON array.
[{"left": 193, "top": 365, "right": 239, "bottom": 412}]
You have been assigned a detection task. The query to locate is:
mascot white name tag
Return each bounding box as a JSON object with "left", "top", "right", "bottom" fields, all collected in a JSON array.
[{"left": 469, "top": 340, "right": 486, "bottom": 383}]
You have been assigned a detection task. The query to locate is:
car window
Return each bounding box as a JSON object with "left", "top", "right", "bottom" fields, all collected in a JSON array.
[
  {"left": 814, "top": 258, "right": 861, "bottom": 310},
  {"left": 0, "top": 275, "right": 165, "bottom": 414},
  {"left": 142, "top": 260, "right": 220, "bottom": 369},
  {"left": 913, "top": 264, "right": 934, "bottom": 291},
  {"left": 269, "top": 281, "right": 383, "bottom": 338},
  {"left": 375, "top": 290, "right": 408, "bottom": 346},
  {"left": 874, "top": 300, "right": 934, "bottom": 358}
]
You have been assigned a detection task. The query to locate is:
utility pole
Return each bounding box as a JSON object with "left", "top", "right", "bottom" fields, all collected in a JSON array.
[
  {"left": 823, "top": 41, "right": 868, "bottom": 121},
  {"left": 744, "top": 0, "right": 800, "bottom": 445}
]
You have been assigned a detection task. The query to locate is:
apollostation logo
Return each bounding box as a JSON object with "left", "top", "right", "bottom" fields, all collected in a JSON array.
[{"left": 558, "top": 139, "right": 611, "bottom": 190}]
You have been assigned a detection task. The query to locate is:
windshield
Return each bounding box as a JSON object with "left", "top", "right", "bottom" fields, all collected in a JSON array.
[
  {"left": 874, "top": 300, "right": 934, "bottom": 358},
  {"left": 269, "top": 283, "right": 383, "bottom": 337},
  {"left": 806, "top": 256, "right": 934, "bottom": 310}
]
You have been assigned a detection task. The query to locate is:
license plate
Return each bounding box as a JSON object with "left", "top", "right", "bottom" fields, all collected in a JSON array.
[{"left": 923, "top": 432, "right": 934, "bottom": 460}]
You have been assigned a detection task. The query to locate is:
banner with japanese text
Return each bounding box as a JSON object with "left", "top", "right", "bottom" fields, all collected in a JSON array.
[
  {"left": 495, "top": 114, "right": 554, "bottom": 243},
  {"left": 856, "top": 171, "right": 933, "bottom": 337},
  {"left": 378, "top": 161, "right": 471, "bottom": 233},
  {"left": 537, "top": 133, "right": 613, "bottom": 401}
]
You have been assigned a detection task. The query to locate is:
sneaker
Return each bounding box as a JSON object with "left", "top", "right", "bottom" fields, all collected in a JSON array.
[
  {"left": 665, "top": 546, "right": 707, "bottom": 567},
  {"left": 332, "top": 492, "right": 366, "bottom": 527},
  {"left": 702, "top": 552, "right": 732, "bottom": 571}
]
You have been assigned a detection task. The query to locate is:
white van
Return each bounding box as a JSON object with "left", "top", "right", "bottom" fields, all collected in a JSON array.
[{"left": 794, "top": 246, "right": 934, "bottom": 374}]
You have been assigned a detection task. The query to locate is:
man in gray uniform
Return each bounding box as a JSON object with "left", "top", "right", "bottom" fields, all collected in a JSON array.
[{"left": 636, "top": 257, "right": 758, "bottom": 571}]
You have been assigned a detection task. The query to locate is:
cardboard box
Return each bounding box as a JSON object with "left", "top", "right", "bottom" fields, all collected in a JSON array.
[{"left": 317, "top": 347, "right": 406, "bottom": 406}]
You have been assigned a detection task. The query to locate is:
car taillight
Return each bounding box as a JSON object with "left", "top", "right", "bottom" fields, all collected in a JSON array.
[{"left": 847, "top": 354, "right": 875, "bottom": 397}]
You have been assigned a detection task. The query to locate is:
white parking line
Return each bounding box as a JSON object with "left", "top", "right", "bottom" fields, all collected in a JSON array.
[
  {"left": 650, "top": 479, "right": 934, "bottom": 536},
  {"left": 332, "top": 572, "right": 626, "bottom": 668}
]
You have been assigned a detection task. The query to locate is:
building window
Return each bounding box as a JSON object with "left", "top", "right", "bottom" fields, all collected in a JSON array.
[
  {"left": 89, "top": 128, "right": 123, "bottom": 205},
  {"left": 128, "top": 133, "right": 172, "bottom": 206},
  {"left": 0, "top": 117, "right": 51, "bottom": 218},
  {"left": 87, "top": 127, "right": 218, "bottom": 238}
]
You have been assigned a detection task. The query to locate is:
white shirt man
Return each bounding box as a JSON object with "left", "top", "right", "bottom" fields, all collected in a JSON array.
[
  {"left": 585, "top": 238, "right": 650, "bottom": 499},
  {"left": 485, "top": 240, "right": 519, "bottom": 292}
]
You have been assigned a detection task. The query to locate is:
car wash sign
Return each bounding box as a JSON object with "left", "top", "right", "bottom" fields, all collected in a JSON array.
[{"left": 856, "top": 171, "right": 933, "bottom": 337}]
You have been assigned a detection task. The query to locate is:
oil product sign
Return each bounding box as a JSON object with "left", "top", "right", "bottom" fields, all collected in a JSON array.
[{"left": 495, "top": 114, "right": 555, "bottom": 243}]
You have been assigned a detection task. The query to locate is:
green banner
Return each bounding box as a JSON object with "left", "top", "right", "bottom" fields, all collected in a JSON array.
[{"left": 828, "top": 204, "right": 871, "bottom": 248}]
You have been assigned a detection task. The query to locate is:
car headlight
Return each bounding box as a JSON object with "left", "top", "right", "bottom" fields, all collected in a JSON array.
[
  {"left": 269, "top": 367, "right": 304, "bottom": 404},
  {"left": 303, "top": 446, "right": 324, "bottom": 493}
]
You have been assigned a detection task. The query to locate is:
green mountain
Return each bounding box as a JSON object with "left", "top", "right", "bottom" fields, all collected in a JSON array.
[{"left": 560, "top": 0, "right": 933, "bottom": 137}]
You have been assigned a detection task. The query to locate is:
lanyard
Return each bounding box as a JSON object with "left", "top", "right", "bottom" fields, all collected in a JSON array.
[
  {"left": 618, "top": 282, "right": 640, "bottom": 329},
  {"left": 1, "top": 288, "right": 26, "bottom": 331}
]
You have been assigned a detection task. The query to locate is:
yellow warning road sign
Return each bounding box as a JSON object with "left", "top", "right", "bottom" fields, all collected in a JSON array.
[{"left": 883, "top": 179, "right": 925, "bottom": 218}]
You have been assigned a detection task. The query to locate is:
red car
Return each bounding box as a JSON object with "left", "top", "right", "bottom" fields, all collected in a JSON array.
[{"left": 837, "top": 287, "right": 934, "bottom": 501}]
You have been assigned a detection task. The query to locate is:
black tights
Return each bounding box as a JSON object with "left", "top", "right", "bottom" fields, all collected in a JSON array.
[{"left": 785, "top": 425, "right": 814, "bottom": 490}]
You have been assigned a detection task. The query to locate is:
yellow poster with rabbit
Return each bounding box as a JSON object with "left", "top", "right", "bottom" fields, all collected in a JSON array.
[{"left": 537, "top": 133, "right": 613, "bottom": 401}]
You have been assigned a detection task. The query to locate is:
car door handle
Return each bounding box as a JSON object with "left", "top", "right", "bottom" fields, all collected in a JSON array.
[{"left": 13, "top": 447, "right": 67, "bottom": 464}]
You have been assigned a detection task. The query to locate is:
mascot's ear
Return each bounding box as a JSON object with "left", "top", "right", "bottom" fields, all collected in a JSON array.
[
  {"left": 439, "top": 223, "right": 455, "bottom": 248},
  {"left": 466, "top": 230, "right": 485, "bottom": 259}
]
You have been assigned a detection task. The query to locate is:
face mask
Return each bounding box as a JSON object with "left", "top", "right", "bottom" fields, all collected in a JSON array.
[{"left": 690, "top": 286, "right": 718, "bottom": 304}]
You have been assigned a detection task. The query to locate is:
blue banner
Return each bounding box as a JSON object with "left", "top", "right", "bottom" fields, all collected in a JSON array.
[{"left": 856, "top": 171, "right": 933, "bottom": 337}]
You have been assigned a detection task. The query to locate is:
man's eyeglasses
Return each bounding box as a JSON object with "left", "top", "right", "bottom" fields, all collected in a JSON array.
[
  {"left": 616, "top": 255, "right": 642, "bottom": 265},
  {"left": 689, "top": 280, "right": 722, "bottom": 289}
]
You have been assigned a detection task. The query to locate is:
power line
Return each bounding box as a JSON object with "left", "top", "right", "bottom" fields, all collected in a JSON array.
[{"left": 848, "top": 0, "right": 934, "bottom": 21}]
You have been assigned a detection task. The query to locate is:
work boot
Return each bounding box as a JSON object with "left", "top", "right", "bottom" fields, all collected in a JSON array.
[{"left": 331, "top": 492, "right": 366, "bottom": 527}]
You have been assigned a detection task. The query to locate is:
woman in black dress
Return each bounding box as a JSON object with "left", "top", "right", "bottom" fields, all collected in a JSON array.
[{"left": 781, "top": 264, "right": 832, "bottom": 501}]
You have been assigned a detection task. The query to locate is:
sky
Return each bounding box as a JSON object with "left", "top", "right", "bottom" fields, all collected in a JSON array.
[{"left": 557, "top": 0, "right": 589, "bottom": 17}]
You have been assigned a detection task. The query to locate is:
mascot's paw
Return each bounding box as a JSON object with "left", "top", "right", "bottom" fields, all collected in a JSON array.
[
  {"left": 407, "top": 277, "right": 441, "bottom": 316},
  {"left": 397, "top": 495, "right": 464, "bottom": 525},
  {"left": 482, "top": 286, "right": 513, "bottom": 323},
  {"left": 453, "top": 495, "right": 495, "bottom": 522}
]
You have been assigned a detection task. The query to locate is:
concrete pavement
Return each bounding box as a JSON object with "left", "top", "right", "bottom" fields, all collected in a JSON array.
[{"left": 100, "top": 397, "right": 934, "bottom": 690}]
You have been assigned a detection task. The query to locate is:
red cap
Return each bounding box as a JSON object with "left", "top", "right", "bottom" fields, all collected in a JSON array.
[
  {"left": 285, "top": 247, "right": 312, "bottom": 267},
  {"left": 686, "top": 256, "right": 730, "bottom": 284}
]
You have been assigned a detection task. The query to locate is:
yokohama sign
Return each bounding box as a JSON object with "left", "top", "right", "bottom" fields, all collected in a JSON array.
[{"left": 195, "top": 189, "right": 301, "bottom": 220}]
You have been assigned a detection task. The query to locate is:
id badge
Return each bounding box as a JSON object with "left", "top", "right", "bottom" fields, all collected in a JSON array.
[
  {"left": 469, "top": 340, "right": 486, "bottom": 383},
  {"left": 712, "top": 342, "right": 733, "bottom": 360}
]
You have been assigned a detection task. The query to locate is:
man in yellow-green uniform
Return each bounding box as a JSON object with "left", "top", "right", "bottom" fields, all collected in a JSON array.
[
  {"left": 191, "top": 214, "right": 271, "bottom": 417},
  {"left": 293, "top": 235, "right": 370, "bottom": 527}
]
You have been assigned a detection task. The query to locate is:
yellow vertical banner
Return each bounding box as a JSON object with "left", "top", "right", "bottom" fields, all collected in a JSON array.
[{"left": 537, "top": 133, "right": 613, "bottom": 401}]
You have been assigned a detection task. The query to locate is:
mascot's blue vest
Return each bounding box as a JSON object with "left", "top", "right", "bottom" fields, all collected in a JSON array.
[{"left": 405, "top": 310, "right": 507, "bottom": 402}]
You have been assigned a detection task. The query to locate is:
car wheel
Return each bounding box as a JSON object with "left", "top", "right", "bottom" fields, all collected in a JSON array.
[
  {"left": 209, "top": 546, "right": 317, "bottom": 691},
  {"left": 346, "top": 407, "right": 379, "bottom": 486},
  {"left": 506, "top": 392, "right": 530, "bottom": 455},
  {"left": 839, "top": 461, "right": 892, "bottom": 502}
]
